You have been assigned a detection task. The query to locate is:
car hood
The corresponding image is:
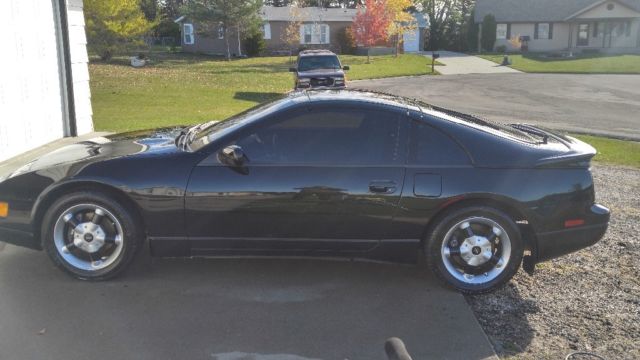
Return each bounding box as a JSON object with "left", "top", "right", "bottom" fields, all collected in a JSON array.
[
  {"left": 2, "top": 127, "right": 185, "bottom": 181},
  {"left": 298, "top": 69, "right": 345, "bottom": 78}
]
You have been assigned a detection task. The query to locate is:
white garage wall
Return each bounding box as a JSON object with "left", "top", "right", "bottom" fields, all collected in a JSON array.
[
  {"left": 0, "top": 0, "right": 93, "bottom": 163},
  {"left": 67, "top": 0, "right": 93, "bottom": 135}
]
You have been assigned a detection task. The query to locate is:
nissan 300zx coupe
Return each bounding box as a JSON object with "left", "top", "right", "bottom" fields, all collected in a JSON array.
[{"left": 0, "top": 90, "right": 610, "bottom": 294}]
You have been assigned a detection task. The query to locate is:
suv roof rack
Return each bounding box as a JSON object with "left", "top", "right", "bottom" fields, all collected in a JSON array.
[{"left": 299, "top": 49, "right": 335, "bottom": 56}]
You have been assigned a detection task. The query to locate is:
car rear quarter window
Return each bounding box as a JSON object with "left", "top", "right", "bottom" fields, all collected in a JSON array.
[
  {"left": 409, "top": 121, "right": 470, "bottom": 166},
  {"left": 231, "top": 106, "right": 403, "bottom": 165}
]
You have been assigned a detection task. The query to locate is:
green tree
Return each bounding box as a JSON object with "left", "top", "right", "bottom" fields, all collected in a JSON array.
[
  {"left": 422, "top": 0, "right": 477, "bottom": 51},
  {"left": 84, "top": 0, "right": 158, "bottom": 61},
  {"left": 422, "top": 0, "right": 453, "bottom": 50},
  {"left": 242, "top": 31, "right": 266, "bottom": 57},
  {"left": 184, "top": 0, "right": 263, "bottom": 60},
  {"left": 465, "top": 8, "right": 478, "bottom": 51},
  {"left": 443, "top": 0, "right": 475, "bottom": 51},
  {"left": 140, "top": 0, "right": 159, "bottom": 21},
  {"left": 481, "top": 13, "right": 496, "bottom": 52}
]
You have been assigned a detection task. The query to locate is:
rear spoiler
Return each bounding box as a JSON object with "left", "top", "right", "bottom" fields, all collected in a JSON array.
[
  {"left": 514, "top": 125, "right": 597, "bottom": 168},
  {"left": 509, "top": 123, "right": 575, "bottom": 146}
]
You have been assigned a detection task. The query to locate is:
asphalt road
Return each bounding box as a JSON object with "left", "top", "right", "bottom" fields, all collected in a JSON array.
[
  {"left": 0, "top": 245, "right": 497, "bottom": 360},
  {"left": 353, "top": 73, "right": 640, "bottom": 141}
]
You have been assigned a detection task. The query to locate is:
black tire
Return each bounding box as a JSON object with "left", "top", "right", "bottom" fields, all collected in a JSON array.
[
  {"left": 425, "top": 206, "right": 524, "bottom": 294},
  {"left": 42, "top": 191, "right": 141, "bottom": 280}
]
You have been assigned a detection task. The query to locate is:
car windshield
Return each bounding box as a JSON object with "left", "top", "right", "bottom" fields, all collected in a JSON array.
[
  {"left": 298, "top": 56, "right": 341, "bottom": 71},
  {"left": 186, "top": 94, "right": 290, "bottom": 151}
]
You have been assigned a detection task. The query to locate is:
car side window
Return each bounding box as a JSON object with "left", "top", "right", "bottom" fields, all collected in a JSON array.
[
  {"left": 409, "top": 120, "right": 470, "bottom": 166},
  {"left": 230, "top": 106, "right": 402, "bottom": 165}
]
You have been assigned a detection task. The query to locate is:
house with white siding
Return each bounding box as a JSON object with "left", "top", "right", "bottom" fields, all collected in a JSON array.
[
  {"left": 0, "top": 0, "right": 93, "bottom": 162},
  {"left": 475, "top": 0, "right": 640, "bottom": 53}
]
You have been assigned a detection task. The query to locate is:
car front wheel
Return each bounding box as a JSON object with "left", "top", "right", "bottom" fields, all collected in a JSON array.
[
  {"left": 425, "top": 206, "right": 524, "bottom": 294},
  {"left": 42, "top": 191, "right": 140, "bottom": 280}
]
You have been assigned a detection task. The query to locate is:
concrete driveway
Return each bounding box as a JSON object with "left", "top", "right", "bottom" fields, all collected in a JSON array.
[
  {"left": 427, "top": 51, "right": 520, "bottom": 75},
  {"left": 353, "top": 73, "right": 640, "bottom": 141},
  {"left": 0, "top": 244, "right": 497, "bottom": 360}
]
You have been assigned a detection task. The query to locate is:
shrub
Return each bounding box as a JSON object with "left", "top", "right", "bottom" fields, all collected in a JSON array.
[
  {"left": 466, "top": 9, "right": 479, "bottom": 51},
  {"left": 496, "top": 45, "right": 507, "bottom": 53},
  {"left": 481, "top": 14, "right": 497, "bottom": 52},
  {"left": 337, "top": 27, "right": 357, "bottom": 54},
  {"left": 242, "top": 32, "right": 266, "bottom": 57}
]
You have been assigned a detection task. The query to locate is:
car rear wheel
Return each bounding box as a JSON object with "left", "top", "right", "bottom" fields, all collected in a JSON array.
[
  {"left": 425, "top": 206, "right": 524, "bottom": 294},
  {"left": 42, "top": 191, "right": 140, "bottom": 280}
]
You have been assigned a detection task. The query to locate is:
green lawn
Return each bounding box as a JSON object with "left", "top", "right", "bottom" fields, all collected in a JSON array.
[
  {"left": 90, "top": 53, "right": 433, "bottom": 132},
  {"left": 574, "top": 134, "right": 640, "bottom": 168},
  {"left": 479, "top": 54, "right": 640, "bottom": 74}
]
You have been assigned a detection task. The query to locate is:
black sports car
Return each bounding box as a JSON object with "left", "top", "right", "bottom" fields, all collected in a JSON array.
[{"left": 0, "top": 90, "right": 609, "bottom": 294}]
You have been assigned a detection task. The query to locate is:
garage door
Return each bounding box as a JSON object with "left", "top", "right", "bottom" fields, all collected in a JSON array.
[
  {"left": 403, "top": 28, "right": 420, "bottom": 53},
  {"left": 0, "top": 0, "right": 66, "bottom": 162}
]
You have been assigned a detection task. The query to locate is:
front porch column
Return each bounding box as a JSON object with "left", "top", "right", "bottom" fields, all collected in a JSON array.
[
  {"left": 478, "top": 23, "right": 483, "bottom": 53},
  {"left": 637, "top": 19, "right": 640, "bottom": 47},
  {"left": 568, "top": 22, "right": 573, "bottom": 49}
]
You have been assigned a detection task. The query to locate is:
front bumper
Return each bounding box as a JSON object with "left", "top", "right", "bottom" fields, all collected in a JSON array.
[
  {"left": 296, "top": 83, "right": 346, "bottom": 90},
  {"left": 534, "top": 204, "right": 610, "bottom": 263},
  {"left": 0, "top": 226, "right": 40, "bottom": 250}
]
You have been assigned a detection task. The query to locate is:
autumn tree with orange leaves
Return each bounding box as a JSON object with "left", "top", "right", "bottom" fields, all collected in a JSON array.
[
  {"left": 386, "top": 0, "right": 416, "bottom": 56},
  {"left": 350, "top": 0, "right": 391, "bottom": 63}
]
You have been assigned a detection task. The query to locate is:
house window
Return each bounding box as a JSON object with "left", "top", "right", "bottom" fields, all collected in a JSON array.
[
  {"left": 217, "top": 25, "right": 224, "bottom": 39},
  {"left": 262, "top": 22, "right": 271, "bottom": 40},
  {"left": 496, "top": 24, "right": 508, "bottom": 39},
  {"left": 536, "top": 23, "right": 551, "bottom": 39},
  {"left": 300, "top": 24, "right": 330, "bottom": 44},
  {"left": 611, "top": 21, "right": 632, "bottom": 37},
  {"left": 183, "top": 23, "right": 194, "bottom": 45}
]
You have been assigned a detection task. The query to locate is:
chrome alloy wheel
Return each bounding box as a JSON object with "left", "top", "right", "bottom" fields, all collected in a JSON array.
[
  {"left": 53, "top": 204, "right": 124, "bottom": 271},
  {"left": 440, "top": 216, "right": 512, "bottom": 284}
]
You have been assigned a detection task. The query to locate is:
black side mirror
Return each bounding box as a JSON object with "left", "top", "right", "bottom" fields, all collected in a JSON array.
[
  {"left": 289, "top": 67, "right": 297, "bottom": 72},
  {"left": 342, "top": 65, "right": 350, "bottom": 71},
  {"left": 220, "top": 145, "right": 246, "bottom": 166}
]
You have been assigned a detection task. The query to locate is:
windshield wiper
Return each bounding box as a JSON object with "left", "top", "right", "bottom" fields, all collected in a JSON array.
[
  {"left": 175, "top": 129, "right": 188, "bottom": 148},
  {"left": 180, "top": 120, "right": 218, "bottom": 149},
  {"left": 175, "top": 123, "right": 203, "bottom": 149}
]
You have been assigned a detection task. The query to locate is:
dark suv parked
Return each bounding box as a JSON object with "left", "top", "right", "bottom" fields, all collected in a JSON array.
[{"left": 289, "top": 50, "right": 349, "bottom": 89}]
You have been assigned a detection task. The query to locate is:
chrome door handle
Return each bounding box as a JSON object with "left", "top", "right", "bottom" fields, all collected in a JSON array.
[{"left": 369, "top": 181, "right": 397, "bottom": 194}]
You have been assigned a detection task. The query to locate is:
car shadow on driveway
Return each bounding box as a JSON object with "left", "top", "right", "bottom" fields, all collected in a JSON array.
[{"left": 0, "top": 245, "right": 507, "bottom": 360}]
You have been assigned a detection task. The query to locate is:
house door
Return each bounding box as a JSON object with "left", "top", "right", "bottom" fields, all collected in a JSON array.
[{"left": 577, "top": 23, "right": 590, "bottom": 46}]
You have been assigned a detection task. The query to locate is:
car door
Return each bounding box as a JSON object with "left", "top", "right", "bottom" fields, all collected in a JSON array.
[
  {"left": 184, "top": 102, "right": 407, "bottom": 257},
  {"left": 389, "top": 118, "right": 473, "bottom": 241}
]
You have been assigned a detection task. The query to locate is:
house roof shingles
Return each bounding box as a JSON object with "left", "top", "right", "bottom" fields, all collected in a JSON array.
[
  {"left": 474, "top": 0, "right": 640, "bottom": 23},
  {"left": 261, "top": 6, "right": 428, "bottom": 27},
  {"left": 261, "top": 6, "right": 357, "bottom": 22}
]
